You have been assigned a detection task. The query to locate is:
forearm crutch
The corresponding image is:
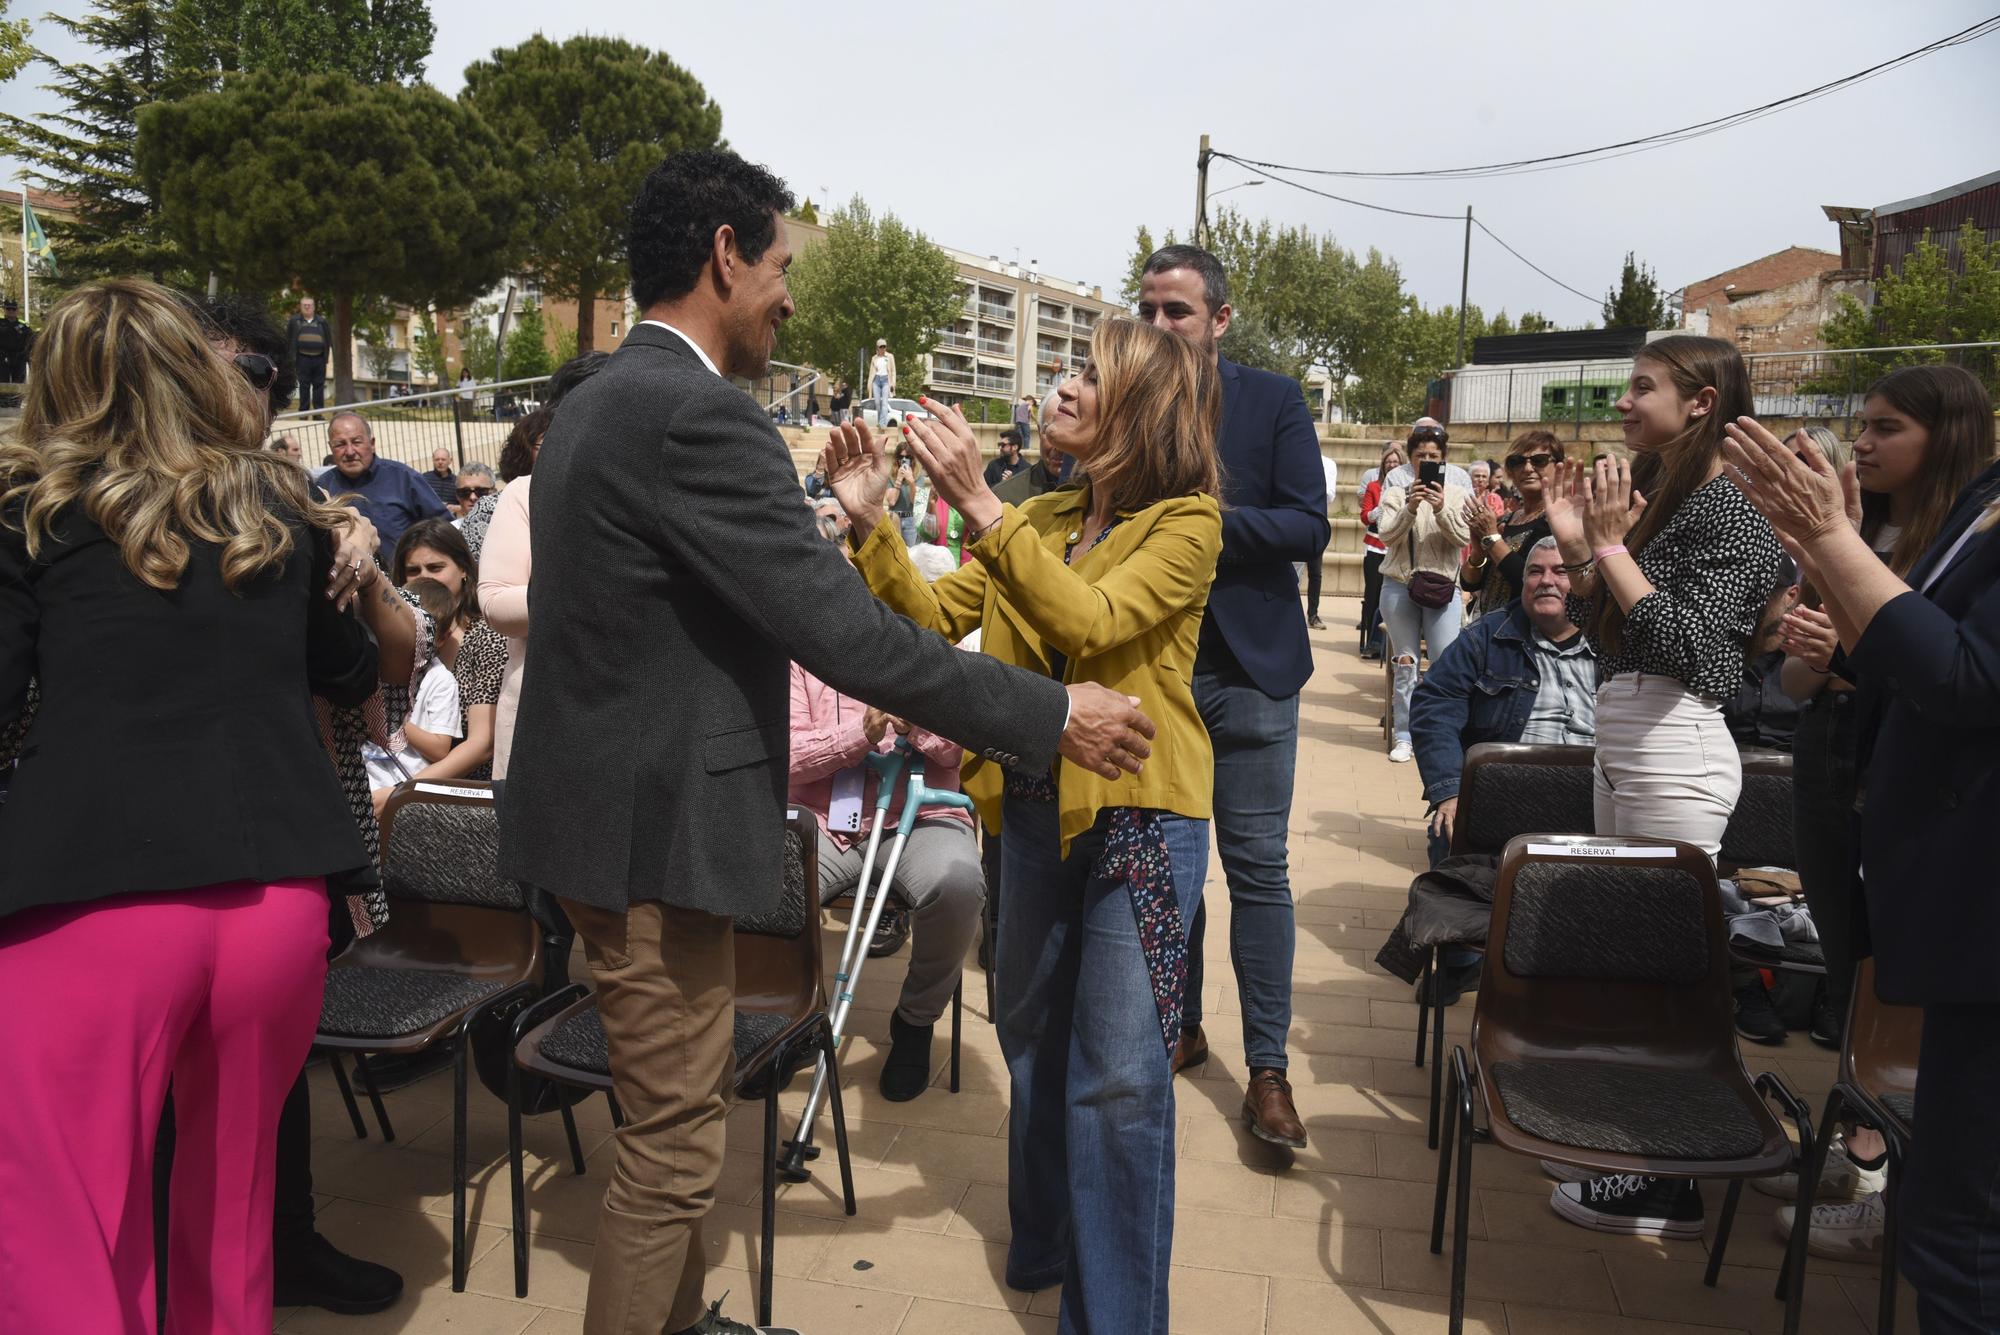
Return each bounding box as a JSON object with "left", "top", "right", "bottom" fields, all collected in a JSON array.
[{"left": 779, "top": 742, "right": 974, "bottom": 1180}]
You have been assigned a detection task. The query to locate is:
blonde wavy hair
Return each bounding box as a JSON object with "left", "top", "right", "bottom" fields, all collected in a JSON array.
[
  {"left": 1070, "top": 317, "right": 1222, "bottom": 509},
  {"left": 1, "top": 278, "right": 349, "bottom": 592}
]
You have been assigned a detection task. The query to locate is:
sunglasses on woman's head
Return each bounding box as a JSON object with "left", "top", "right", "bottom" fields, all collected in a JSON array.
[
  {"left": 232, "top": 353, "right": 279, "bottom": 391},
  {"left": 456, "top": 485, "right": 495, "bottom": 501},
  {"left": 1505, "top": 452, "right": 1555, "bottom": 471}
]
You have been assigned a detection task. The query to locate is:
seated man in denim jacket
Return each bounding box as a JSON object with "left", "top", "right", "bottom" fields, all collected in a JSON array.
[{"left": 1412, "top": 537, "right": 1599, "bottom": 869}]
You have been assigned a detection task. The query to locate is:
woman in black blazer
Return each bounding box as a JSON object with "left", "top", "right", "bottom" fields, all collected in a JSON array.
[
  {"left": 0, "top": 279, "right": 379, "bottom": 1332},
  {"left": 1724, "top": 374, "right": 2000, "bottom": 1334}
]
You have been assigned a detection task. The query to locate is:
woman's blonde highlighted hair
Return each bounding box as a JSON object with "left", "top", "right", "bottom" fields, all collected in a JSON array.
[
  {"left": 1071, "top": 317, "right": 1222, "bottom": 510},
  {"left": 1, "top": 278, "right": 349, "bottom": 591}
]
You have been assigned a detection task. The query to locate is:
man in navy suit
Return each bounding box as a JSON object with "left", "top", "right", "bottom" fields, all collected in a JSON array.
[{"left": 1140, "top": 245, "right": 1330, "bottom": 1149}]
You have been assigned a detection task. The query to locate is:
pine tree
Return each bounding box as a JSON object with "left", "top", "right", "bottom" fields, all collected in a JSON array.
[
  {"left": 1602, "top": 252, "right": 1670, "bottom": 330},
  {"left": 0, "top": 0, "right": 210, "bottom": 282}
]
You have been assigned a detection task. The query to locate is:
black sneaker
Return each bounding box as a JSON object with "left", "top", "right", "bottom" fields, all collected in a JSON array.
[
  {"left": 669, "top": 1294, "right": 800, "bottom": 1335},
  {"left": 272, "top": 1232, "right": 404, "bottom": 1314},
  {"left": 1733, "top": 976, "right": 1788, "bottom": 1046},
  {"left": 867, "top": 906, "right": 910, "bottom": 959},
  {"left": 1551, "top": 1174, "right": 1704, "bottom": 1239},
  {"left": 879, "top": 1010, "right": 933, "bottom": 1102},
  {"left": 1809, "top": 982, "right": 1843, "bottom": 1051}
]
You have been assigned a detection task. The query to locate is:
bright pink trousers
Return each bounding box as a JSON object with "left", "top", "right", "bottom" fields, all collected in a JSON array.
[{"left": 0, "top": 879, "right": 329, "bottom": 1334}]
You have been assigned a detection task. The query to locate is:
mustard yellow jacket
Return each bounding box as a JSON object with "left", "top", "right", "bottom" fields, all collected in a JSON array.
[{"left": 853, "top": 485, "right": 1221, "bottom": 856}]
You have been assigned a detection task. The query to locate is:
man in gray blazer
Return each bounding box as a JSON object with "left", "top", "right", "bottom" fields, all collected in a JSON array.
[{"left": 498, "top": 150, "right": 1154, "bottom": 1335}]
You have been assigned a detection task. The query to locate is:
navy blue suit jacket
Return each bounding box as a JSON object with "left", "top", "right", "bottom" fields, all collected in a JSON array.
[
  {"left": 1847, "top": 460, "right": 2000, "bottom": 1005},
  {"left": 1196, "top": 357, "right": 1330, "bottom": 698}
]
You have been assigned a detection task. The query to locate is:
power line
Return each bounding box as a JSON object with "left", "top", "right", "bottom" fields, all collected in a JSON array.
[
  {"left": 1225, "top": 15, "right": 1999, "bottom": 182},
  {"left": 1212, "top": 151, "right": 1600, "bottom": 310}
]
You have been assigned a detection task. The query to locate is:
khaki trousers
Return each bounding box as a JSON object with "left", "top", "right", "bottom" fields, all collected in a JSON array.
[{"left": 556, "top": 896, "right": 735, "bottom": 1335}]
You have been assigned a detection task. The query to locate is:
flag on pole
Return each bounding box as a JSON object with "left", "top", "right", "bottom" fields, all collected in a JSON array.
[{"left": 22, "top": 200, "right": 55, "bottom": 278}]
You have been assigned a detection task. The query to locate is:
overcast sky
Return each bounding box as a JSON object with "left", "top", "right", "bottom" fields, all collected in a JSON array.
[{"left": 6, "top": 0, "right": 1998, "bottom": 322}]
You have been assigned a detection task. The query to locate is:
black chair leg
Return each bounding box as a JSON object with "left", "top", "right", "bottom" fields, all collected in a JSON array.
[
  {"left": 353, "top": 1051, "right": 395, "bottom": 1143},
  {"left": 1877, "top": 1142, "right": 1902, "bottom": 1335},
  {"left": 949, "top": 980, "right": 962, "bottom": 1094},
  {"left": 760, "top": 1075, "right": 779, "bottom": 1329},
  {"left": 507, "top": 1058, "right": 529, "bottom": 1297},
  {"left": 1768, "top": 1077, "right": 1825, "bottom": 1333},
  {"left": 558, "top": 1097, "right": 587, "bottom": 1175},
  {"left": 607, "top": 1089, "right": 624, "bottom": 1129},
  {"left": 1428, "top": 965, "right": 1448, "bottom": 1150},
  {"left": 326, "top": 1050, "right": 368, "bottom": 1139},
  {"left": 821, "top": 1021, "right": 857, "bottom": 1216},
  {"left": 1448, "top": 1047, "right": 1476, "bottom": 1335},
  {"left": 451, "top": 1038, "right": 469, "bottom": 1292},
  {"left": 1415, "top": 949, "right": 1433, "bottom": 1068},
  {"left": 1431, "top": 1048, "right": 1459, "bottom": 1254},
  {"left": 1706, "top": 1178, "right": 1744, "bottom": 1287}
]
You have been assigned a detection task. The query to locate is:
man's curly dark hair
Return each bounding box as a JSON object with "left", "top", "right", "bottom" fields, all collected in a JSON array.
[
  {"left": 190, "top": 291, "right": 297, "bottom": 416},
  {"left": 627, "top": 149, "right": 794, "bottom": 310}
]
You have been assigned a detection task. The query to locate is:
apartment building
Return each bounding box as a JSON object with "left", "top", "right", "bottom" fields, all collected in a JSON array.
[{"left": 927, "top": 247, "right": 1128, "bottom": 408}]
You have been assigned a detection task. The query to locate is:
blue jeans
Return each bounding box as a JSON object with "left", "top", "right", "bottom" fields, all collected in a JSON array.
[
  {"left": 999, "top": 796, "right": 1207, "bottom": 1334},
  {"left": 1380, "top": 576, "right": 1463, "bottom": 745},
  {"left": 1184, "top": 668, "right": 1299, "bottom": 1071},
  {"left": 872, "top": 374, "right": 890, "bottom": 421}
]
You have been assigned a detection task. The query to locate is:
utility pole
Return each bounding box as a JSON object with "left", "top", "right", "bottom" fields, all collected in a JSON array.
[
  {"left": 1193, "top": 133, "right": 1211, "bottom": 247},
  {"left": 1455, "top": 205, "right": 1473, "bottom": 371}
]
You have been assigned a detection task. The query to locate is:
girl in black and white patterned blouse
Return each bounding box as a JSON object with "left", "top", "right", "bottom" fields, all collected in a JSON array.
[
  {"left": 1546, "top": 334, "right": 1785, "bottom": 858},
  {"left": 1540, "top": 334, "right": 1787, "bottom": 1242}
]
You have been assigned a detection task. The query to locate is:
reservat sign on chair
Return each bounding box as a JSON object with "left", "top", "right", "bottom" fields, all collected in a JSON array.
[
  {"left": 1430, "top": 835, "right": 1816, "bottom": 1335},
  {"left": 503, "top": 810, "right": 857, "bottom": 1329}
]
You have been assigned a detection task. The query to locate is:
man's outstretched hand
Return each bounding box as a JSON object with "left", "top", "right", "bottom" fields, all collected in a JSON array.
[{"left": 1060, "top": 683, "right": 1156, "bottom": 780}]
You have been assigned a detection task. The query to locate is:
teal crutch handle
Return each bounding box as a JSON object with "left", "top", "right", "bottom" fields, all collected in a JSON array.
[
  {"left": 898, "top": 782, "right": 977, "bottom": 837},
  {"left": 863, "top": 745, "right": 908, "bottom": 812}
]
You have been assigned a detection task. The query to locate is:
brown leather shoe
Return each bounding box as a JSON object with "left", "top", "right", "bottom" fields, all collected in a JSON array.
[
  {"left": 1243, "top": 1068, "right": 1307, "bottom": 1148},
  {"left": 1172, "top": 1025, "right": 1209, "bottom": 1074}
]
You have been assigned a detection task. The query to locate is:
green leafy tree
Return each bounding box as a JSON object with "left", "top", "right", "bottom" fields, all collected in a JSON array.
[
  {"left": 139, "top": 70, "right": 530, "bottom": 402},
  {"left": 1218, "top": 306, "right": 1305, "bottom": 383},
  {"left": 409, "top": 305, "right": 448, "bottom": 387},
  {"left": 1602, "top": 251, "right": 1670, "bottom": 329},
  {"left": 1121, "top": 224, "right": 1156, "bottom": 306},
  {"left": 552, "top": 323, "right": 579, "bottom": 366},
  {"left": 782, "top": 196, "right": 961, "bottom": 401},
  {"left": 1, "top": 0, "right": 213, "bottom": 282},
  {"left": 457, "top": 305, "right": 497, "bottom": 382},
  {"left": 460, "top": 34, "right": 721, "bottom": 353},
  {"left": 502, "top": 300, "right": 553, "bottom": 380},
  {"left": 175, "top": 0, "right": 433, "bottom": 82},
  {"left": 0, "top": 0, "right": 32, "bottom": 84},
  {"left": 349, "top": 294, "right": 399, "bottom": 380},
  {"left": 1518, "top": 310, "right": 1555, "bottom": 334},
  {"left": 790, "top": 198, "right": 818, "bottom": 225},
  {"left": 1815, "top": 223, "right": 2000, "bottom": 396}
]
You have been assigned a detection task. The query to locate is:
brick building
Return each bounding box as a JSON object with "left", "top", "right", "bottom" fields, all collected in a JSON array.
[{"left": 1677, "top": 246, "right": 1869, "bottom": 356}]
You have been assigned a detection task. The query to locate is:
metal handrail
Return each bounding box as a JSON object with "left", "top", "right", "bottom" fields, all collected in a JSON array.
[{"left": 270, "top": 374, "right": 551, "bottom": 427}]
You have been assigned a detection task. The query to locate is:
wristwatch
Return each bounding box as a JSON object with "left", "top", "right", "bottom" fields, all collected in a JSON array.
[{"left": 1481, "top": 532, "right": 1505, "bottom": 548}]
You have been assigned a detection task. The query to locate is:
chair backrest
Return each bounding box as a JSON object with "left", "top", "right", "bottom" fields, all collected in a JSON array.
[
  {"left": 1718, "top": 752, "right": 1795, "bottom": 874},
  {"left": 1842, "top": 957, "right": 1922, "bottom": 1119},
  {"left": 733, "top": 809, "right": 824, "bottom": 1021},
  {"left": 1450, "top": 742, "right": 1596, "bottom": 858},
  {"left": 1476, "top": 835, "right": 1736, "bottom": 1069},
  {"left": 380, "top": 780, "right": 527, "bottom": 912}
]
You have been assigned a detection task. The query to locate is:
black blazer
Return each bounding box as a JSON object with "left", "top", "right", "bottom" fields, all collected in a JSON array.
[
  {"left": 1847, "top": 460, "right": 2000, "bottom": 1005},
  {"left": 1197, "top": 356, "right": 1330, "bottom": 698},
  {"left": 498, "top": 326, "right": 1068, "bottom": 918},
  {"left": 0, "top": 501, "right": 376, "bottom": 919}
]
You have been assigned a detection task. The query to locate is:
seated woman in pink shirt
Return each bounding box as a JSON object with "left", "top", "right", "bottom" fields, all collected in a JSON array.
[{"left": 789, "top": 660, "right": 982, "bottom": 1102}]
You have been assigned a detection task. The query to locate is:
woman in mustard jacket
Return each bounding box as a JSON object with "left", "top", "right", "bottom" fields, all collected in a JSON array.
[{"left": 821, "top": 317, "right": 1222, "bottom": 1335}]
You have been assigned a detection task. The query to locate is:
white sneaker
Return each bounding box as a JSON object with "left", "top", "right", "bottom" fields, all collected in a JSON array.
[
  {"left": 1751, "top": 1136, "right": 1889, "bottom": 1201},
  {"left": 1774, "top": 1190, "right": 1885, "bottom": 1259},
  {"left": 1389, "top": 741, "right": 1414, "bottom": 763}
]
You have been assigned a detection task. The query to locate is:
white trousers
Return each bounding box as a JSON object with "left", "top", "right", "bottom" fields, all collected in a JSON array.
[{"left": 1591, "top": 674, "right": 1741, "bottom": 859}]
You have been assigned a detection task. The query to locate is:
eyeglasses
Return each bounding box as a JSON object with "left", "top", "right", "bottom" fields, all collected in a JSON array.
[
  {"left": 456, "top": 485, "right": 495, "bottom": 500},
  {"left": 1410, "top": 426, "right": 1448, "bottom": 444},
  {"left": 232, "top": 353, "right": 279, "bottom": 391},
  {"left": 1505, "top": 452, "right": 1556, "bottom": 471}
]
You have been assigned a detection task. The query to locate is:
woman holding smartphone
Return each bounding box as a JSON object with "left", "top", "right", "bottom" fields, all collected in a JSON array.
[
  {"left": 1376, "top": 432, "right": 1472, "bottom": 763},
  {"left": 821, "top": 317, "right": 1220, "bottom": 1334}
]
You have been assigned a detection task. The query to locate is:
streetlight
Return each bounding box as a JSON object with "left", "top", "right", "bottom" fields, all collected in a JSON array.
[{"left": 1209, "top": 179, "right": 1265, "bottom": 200}]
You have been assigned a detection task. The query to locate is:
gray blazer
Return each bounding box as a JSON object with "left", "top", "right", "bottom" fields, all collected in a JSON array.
[{"left": 498, "top": 326, "right": 1065, "bottom": 917}]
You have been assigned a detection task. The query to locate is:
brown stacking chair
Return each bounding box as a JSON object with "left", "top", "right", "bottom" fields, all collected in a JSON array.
[
  {"left": 313, "top": 780, "right": 544, "bottom": 1291},
  {"left": 1415, "top": 742, "right": 1596, "bottom": 1147},
  {"left": 502, "top": 810, "right": 856, "bottom": 1327},
  {"left": 1430, "top": 835, "right": 1815, "bottom": 1335},
  {"left": 1785, "top": 957, "right": 1921, "bottom": 1334}
]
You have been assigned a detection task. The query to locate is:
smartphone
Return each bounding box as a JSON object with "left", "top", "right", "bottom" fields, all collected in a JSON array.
[{"left": 1419, "top": 460, "right": 1444, "bottom": 488}]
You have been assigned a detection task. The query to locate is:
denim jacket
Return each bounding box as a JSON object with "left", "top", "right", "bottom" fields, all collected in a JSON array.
[{"left": 1410, "top": 601, "right": 1597, "bottom": 805}]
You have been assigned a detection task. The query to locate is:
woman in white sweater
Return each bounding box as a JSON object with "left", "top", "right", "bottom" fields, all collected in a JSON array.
[{"left": 1375, "top": 431, "right": 1473, "bottom": 761}]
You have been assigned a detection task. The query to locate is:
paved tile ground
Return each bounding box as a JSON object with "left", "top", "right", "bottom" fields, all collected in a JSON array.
[{"left": 289, "top": 598, "right": 1914, "bottom": 1334}]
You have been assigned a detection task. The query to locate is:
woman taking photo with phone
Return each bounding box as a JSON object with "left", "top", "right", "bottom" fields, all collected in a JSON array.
[
  {"left": 820, "top": 316, "right": 1220, "bottom": 1335},
  {"left": 1376, "top": 431, "right": 1472, "bottom": 763},
  {"left": 1721, "top": 367, "right": 2000, "bottom": 1335},
  {"left": 1540, "top": 333, "right": 1786, "bottom": 1240}
]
